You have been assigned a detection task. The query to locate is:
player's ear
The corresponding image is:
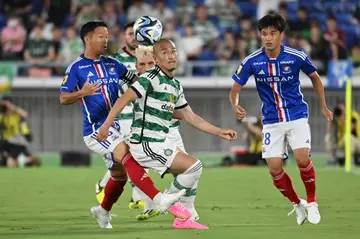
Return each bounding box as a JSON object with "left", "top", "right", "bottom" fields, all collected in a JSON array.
[
  {"left": 280, "top": 31, "right": 285, "bottom": 40},
  {"left": 84, "top": 34, "right": 91, "bottom": 45},
  {"left": 153, "top": 54, "right": 159, "bottom": 65}
]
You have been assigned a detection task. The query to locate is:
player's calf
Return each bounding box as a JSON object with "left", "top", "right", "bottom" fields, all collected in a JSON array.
[
  {"left": 167, "top": 153, "right": 203, "bottom": 219},
  {"left": 294, "top": 148, "right": 317, "bottom": 203},
  {"left": 100, "top": 165, "right": 128, "bottom": 211}
]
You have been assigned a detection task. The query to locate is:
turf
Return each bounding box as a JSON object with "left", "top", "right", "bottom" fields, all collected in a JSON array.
[{"left": 0, "top": 166, "right": 359, "bottom": 239}]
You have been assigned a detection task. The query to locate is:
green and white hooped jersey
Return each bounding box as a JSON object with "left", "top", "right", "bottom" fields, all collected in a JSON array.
[
  {"left": 112, "top": 48, "right": 136, "bottom": 120},
  {"left": 130, "top": 66, "right": 187, "bottom": 143}
]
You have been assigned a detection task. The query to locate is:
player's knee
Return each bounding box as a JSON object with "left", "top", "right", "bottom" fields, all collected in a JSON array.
[
  {"left": 110, "top": 171, "right": 128, "bottom": 182},
  {"left": 268, "top": 166, "right": 283, "bottom": 176},
  {"left": 112, "top": 142, "right": 129, "bottom": 163},
  {"left": 294, "top": 151, "right": 310, "bottom": 166},
  {"left": 185, "top": 160, "right": 203, "bottom": 180},
  {"left": 110, "top": 164, "right": 127, "bottom": 178}
]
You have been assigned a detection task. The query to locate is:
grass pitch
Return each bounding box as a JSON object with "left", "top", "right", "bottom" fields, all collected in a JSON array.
[{"left": 0, "top": 166, "right": 359, "bottom": 239}]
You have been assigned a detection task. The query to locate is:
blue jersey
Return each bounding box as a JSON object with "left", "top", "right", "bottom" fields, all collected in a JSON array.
[
  {"left": 60, "top": 54, "right": 135, "bottom": 136},
  {"left": 232, "top": 46, "right": 317, "bottom": 125}
]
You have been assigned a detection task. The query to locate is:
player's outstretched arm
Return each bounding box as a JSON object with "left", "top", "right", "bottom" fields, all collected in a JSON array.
[
  {"left": 60, "top": 79, "right": 101, "bottom": 105},
  {"left": 308, "top": 72, "right": 333, "bottom": 121},
  {"left": 96, "top": 88, "right": 139, "bottom": 141},
  {"left": 229, "top": 82, "right": 247, "bottom": 120},
  {"left": 173, "top": 105, "right": 237, "bottom": 141}
]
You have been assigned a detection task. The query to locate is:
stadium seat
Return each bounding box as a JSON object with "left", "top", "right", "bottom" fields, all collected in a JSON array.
[
  {"left": 341, "top": 25, "right": 360, "bottom": 48},
  {"left": 286, "top": 2, "right": 298, "bottom": 14},
  {"left": 31, "top": 0, "right": 43, "bottom": 14},
  {"left": 164, "top": 0, "right": 176, "bottom": 10},
  {"left": 308, "top": 12, "right": 327, "bottom": 24},
  {"left": 237, "top": 2, "right": 257, "bottom": 18},
  {"left": 194, "top": 0, "right": 205, "bottom": 5},
  {"left": 193, "top": 49, "right": 217, "bottom": 76},
  {"left": 0, "top": 14, "right": 7, "bottom": 30},
  {"left": 323, "top": 2, "right": 345, "bottom": 12},
  {"left": 208, "top": 16, "right": 218, "bottom": 25},
  {"left": 337, "top": 13, "right": 353, "bottom": 25},
  {"left": 117, "top": 15, "right": 128, "bottom": 28},
  {"left": 61, "top": 14, "right": 72, "bottom": 28}
]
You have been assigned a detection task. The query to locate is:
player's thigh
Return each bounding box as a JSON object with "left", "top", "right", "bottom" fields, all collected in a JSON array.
[
  {"left": 84, "top": 126, "right": 125, "bottom": 170},
  {"left": 167, "top": 128, "right": 186, "bottom": 152},
  {"left": 262, "top": 124, "right": 287, "bottom": 159},
  {"left": 130, "top": 139, "right": 178, "bottom": 178},
  {"left": 287, "top": 119, "right": 311, "bottom": 151}
]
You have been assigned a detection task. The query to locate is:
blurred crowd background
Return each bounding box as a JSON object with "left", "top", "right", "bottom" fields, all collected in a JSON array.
[{"left": 1, "top": 0, "right": 360, "bottom": 77}]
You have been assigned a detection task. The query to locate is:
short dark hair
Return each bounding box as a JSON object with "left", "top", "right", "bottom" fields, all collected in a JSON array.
[
  {"left": 80, "top": 20, "right": 107, "bottom": 44},
  {"left": 258, "top": 14, "right": 287, "bottom": 33},
  {"left": 124, "top": 22, "right": 135, "bottom": 31}
]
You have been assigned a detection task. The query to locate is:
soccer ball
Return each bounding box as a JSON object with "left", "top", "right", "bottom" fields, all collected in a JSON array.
[{"left": 133, "top": 16, "right": 163, "bottom": 46}]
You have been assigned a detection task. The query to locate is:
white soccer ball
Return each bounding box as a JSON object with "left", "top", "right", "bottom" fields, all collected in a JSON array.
[{"left": 133, "top": 16, "right": 163, "bottom": 46}]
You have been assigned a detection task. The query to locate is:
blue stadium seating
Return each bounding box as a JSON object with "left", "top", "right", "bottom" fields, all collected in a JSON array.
[
  {"left": 237, "top": 2, "right": 257, "bottom": 18},
  {"left": 0, "top": 14, "right": 7, "bottom": 30},
  {"left": 193, "top": 49, "right": 217, "bottom": 76},
  {"left": 336, "top": 13, "right": 352, "bottom": 25}
]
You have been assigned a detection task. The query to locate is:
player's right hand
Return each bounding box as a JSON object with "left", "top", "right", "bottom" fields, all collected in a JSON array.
[
  {"left": 81, "top": 78, "right": 102, "bottom": 96},
  {"left": 97, "top": 124, "right": 109, "bottom": 142},
  {"left": 218, "top": 129, "right": 237, "bottom": 141},
  {"left": 233, "top": 105, "right": 247, "bottom": 120}
]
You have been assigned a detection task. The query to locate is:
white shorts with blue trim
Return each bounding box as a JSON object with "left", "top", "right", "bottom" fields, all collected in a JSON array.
[
  {"left": 83, "top": 126, "right": 124, "bottom": 170},
  {"left": 262, "top": 118, "right": 311, "bottom": 159}
]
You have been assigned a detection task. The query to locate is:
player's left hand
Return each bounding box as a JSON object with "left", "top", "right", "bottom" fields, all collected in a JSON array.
[
  {"left": 218, "top": 129, "right": 237, "bottom": 141},
  {"left": 322, "top": 107, "right": 333, "bottom": 121},
  {"left": 97, "top": 124, "right": 110, "bottom": 142}
]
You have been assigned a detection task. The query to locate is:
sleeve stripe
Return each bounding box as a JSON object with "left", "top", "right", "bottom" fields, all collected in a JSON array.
[
  {"left": 242, "top": 49, "right": 263, "bottom": 64},
  {"left": 130, "top": 86, "right": 142, "bottom": 98},
  {"left": 284, "top": 46, "right": 307, "bottom": 58},
  {"left": 284, "top": 50, "right": 306, "bottom": 60},
  {"left": 175, "top": 103, "right": 188, "bottom": 110}
]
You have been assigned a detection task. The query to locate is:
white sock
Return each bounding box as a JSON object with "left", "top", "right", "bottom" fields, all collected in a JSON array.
[
  {"left": 143, "top": 194, "right": 156, "bottom": 210},
  {"left": 99, "top": 171, "right": 111, "bottom": 187},
  {"left": 132, "top": 186, "right": 144, "bottom": 202},
  {"left": 169, "top": 160, "right": 202, "bottom": 211},
  {"left": 153, "top": 192, "right": 162, "bottom": 205}
]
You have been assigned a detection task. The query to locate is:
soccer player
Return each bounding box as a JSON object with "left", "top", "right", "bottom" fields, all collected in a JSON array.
[
  {"left": 229, "top": 14, "right": 333, "bottom": 225},
  {"left": 95, "top": 22, "right": 145, "bottom": 210},
  {"left": 60, "top": 21, "right": 186, "bottom": 229},
  {"left": 128, "top": 46, "right": 200, "bottom": 222},
  {"left": 97, "top": 39, "right": 237, "bottom": 229}
]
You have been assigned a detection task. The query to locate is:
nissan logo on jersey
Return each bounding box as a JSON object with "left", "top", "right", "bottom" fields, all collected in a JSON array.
[{"left": 256, "top": 76, "right": 294, "bottom": 82}]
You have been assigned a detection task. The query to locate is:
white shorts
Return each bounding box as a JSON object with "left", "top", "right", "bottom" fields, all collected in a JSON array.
[
  {"left": 262, "top": 118, "right": 311, "bottom": 159},
  {"left": 118, "top": 119, "right": 132, "bottom": 140},
  {"left": 84, "top": 126, "right": 124, "bottom": 170},
  {"left": 130, "top": 137, "right": 179, "bottom": 177},
  {"left": 167, "top": 127, "right": 186, "bottom": 152}
]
